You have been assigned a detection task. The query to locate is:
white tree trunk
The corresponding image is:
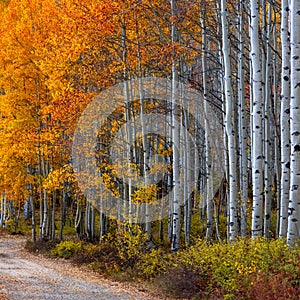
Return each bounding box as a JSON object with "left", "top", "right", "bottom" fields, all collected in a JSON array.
[
  {"left": 121, "top": 18, "right": 133, "bottom": 227},
  {"left": 221, "top": 0, "right": 238, "bottom": 240},
  {"left": 136, "top": 20, "right": 152, "bottom": 238},
  {"left": 30, "top": 182, "right": 36, "bottom": 242},
  {"left": 0, "top": 193, "right": 6, "bottom": 228},
  {"left": 183, "top": 106, "right": 192, "bottom": 245},
  {"left": 170, "top": 0, "right": 181, "bottom": 252},
  {"left": 287, "top": 0, "right": 300, "bottom": 245},
  {"left": 279, "top": 0, "right": 291, "bottom": 238},
  {"left": 250, "top": 0, "right": 264, "bottom": 238},
  {"left": 201, "top": 12, "right": 214, "bottom": 241}
]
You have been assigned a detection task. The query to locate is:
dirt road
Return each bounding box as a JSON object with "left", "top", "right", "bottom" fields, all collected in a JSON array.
[{"left": 0, "top": 235, "right": 157, "bottom": 300}]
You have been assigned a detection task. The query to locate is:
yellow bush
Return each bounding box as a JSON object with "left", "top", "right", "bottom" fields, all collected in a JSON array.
[
  {"left": 136, "top": 249, "right": 173, "bottom": 279},
  {"left": 51, "top": 241, "right": 82, "bottom": 259},
  {"left": 175, "top": 238, "right": 300, "bottom": 294},
  {"left": 114, "top": 226, "right": 148, "bottom": 266}
]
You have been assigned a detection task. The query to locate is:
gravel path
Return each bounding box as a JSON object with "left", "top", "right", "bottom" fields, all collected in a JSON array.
[{"left": 0, "top": 235, "right": 159, "bottom": 300}]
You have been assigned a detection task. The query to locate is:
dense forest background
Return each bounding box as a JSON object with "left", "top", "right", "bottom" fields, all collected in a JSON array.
[{"left": 0, "top": 0, "right": 299, "bottom": 249}]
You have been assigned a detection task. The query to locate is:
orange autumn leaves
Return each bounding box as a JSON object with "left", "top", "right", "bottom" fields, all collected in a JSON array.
[
  {"left": 0, "top": 0, "right": 112, "bottom": 197},
  {"left": 0, "top": 0, "right": 205, "bottom": 201}
]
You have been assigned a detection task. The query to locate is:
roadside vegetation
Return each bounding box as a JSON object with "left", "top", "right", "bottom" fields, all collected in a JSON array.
[{"left": 22, "top": 224, "right": 300, "bottom": 300}]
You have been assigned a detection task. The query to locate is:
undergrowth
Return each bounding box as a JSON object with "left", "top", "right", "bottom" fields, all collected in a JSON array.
[{"left": 26, "top": 232, "right": 300, "bottom": 300}]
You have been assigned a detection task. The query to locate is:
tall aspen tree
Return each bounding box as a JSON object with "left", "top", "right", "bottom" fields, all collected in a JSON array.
[
  {"left": 237, "top": 0, "right": 248, "bottom": 237},
  {"left": 221, "top": 0, "right": 238, "bottom": 240},
  {"left": 287, "top": 0, "right": 300, "bottom": 245},
  {"left": 279, "top": 0, "right": 291, "bottom": 238},
  {"left": 170, "top": 0, "right": 181, "bottom": 252},
  {"left": 250, "top": 0, "right": 264, "bottom": 238}
]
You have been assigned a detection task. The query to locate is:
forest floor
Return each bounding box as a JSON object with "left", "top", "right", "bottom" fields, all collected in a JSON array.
[{"left": 0, "top": 233, "right": 163, "bottom": 300}]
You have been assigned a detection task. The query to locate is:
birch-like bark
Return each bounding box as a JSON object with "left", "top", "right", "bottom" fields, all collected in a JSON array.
[
  {"left": 272, "top": 17, "right": 281, "bottom": 237},
  {"left": 121, "top": 17, "right": 133, "bottom": 227},
  {"left": 30, "top": 182, "right": 36, "bottom": 242},
  {"left": 135, "top": 20, "right": 152, "bottom": 238},
  {"left": 75, "top": 197, "right": 85, "bottom": 239},
  {"left": 263, "top": 4, "right": 273, "bottom": 238},
  {"left": 24, "top": 195, "right": 32, "bottom": 221},
  {"left": 85, "top": 197, "right": 91, "bottom": 239},
  {"left": 287, "top": 0, "right": 300, "bottom": 245},
  {"left": 51, "top": 190, "right": 56, "bottom": 240},
  {"left": 42, "top": 189, "right": 48, "bottom": 238},
  {"left": 59, "top": 188, "right": 66, "bottom": 241},
  {"left": 201, "top": 13, "right": 214, "bottom": 241},
  {"left": 99, "top": 211, "right": 105, "bottom": 242},
  {"left": 250, "top": 0, "right": 264, "bottom": 238},
  {"left": 237, "top": 0, "right": 248, "bottom": 237},
  {"left": 170, "top": 0, "right": 181, "bottom": 252},
  {"left": 0, "top": 193, "right": 6, "bottom": 228},
  {"left": 279, "top": 0, "right": 291, "bottom": 238},
  {"left": 90, "top": 205, "right": 95, "bottom": 240},
  {"left": 183, "top": 106, "right": 192, "bottom": 245},
  {"left": 85, "top": 191, "right": 95, "bottom": 240},
  {"left": 221, "top": 0, "right": 238, "bottom": 240}
]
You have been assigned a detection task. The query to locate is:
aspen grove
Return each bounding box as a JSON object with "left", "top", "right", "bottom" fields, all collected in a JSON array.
[{"left": 0, "top": 0, "right": 300, "bottom": 249}]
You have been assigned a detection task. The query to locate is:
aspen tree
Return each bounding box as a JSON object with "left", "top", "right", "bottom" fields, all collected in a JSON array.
[
  {"left": 201, "top": 11, "right": 214, "bottom": 241},
  {"left": 287, "top": 0, "right": 300, "bottom": 245},
  {"left": 170, "top": 0, "right": 181, "bottom": 252},
  {"left": 221, "top": 0, "right": 238, "bottom": 240},
  {"left": 237, "top": 0, "right": 248, "bottom": 237},
  {"left": 263, "top": 2, "right": 273, "bottom": 238},
  {"left": 250, "top": 0, "right": 264, "bottom": 238},
  {"left": 279, "top": 0, "right": 291, "bottom": 238}
]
